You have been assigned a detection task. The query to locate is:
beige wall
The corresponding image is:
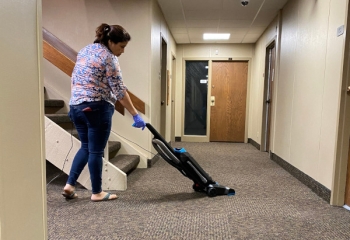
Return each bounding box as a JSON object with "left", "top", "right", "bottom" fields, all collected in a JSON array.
[
  {"left": 248, "top": 17, "right": 278, "bottom": 148},
  {"left": 42, "top": 0, "right": 176, "bottom": 166},
  {"left": 150, "top": 0, "right": 177, "bottom": 142},
  {"left": 0, "top": 0, "right": 47, "bottom": 239},
  {"left": 175, "top": 44, "right": 254, "bottom": 139},
  {"left": 251, "top": 0, "right": 348, "bottom": 191}
]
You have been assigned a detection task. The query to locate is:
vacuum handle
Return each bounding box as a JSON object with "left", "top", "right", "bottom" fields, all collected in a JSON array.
[{"left": 146, "top": 123, "right": 175, "bottom": 154}]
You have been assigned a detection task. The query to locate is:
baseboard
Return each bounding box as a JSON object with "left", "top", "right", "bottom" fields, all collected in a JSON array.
[
  {"left": 248, "top": 138, "right": 260, "bottom": 150},
  {"left": 270, "top": 152, "right": 331, "bottom": 203},
  {"left": 147, "top": 154, "right": 162, "bottom": 168}
]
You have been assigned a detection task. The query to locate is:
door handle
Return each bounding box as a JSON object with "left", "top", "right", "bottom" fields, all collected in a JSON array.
[{"left": 161, "top": 100, "right": 165, "bottom": 105}]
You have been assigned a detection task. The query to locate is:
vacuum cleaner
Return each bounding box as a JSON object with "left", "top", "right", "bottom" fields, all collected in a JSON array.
[{"left": 146, "top": 123, "right": 235, "bottom": 197}]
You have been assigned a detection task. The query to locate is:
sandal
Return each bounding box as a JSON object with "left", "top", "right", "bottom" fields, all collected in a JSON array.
[
  {"left": 91, "top": 192, "right": 118, "bottom": 202},
  {"left": 62, "top": 190, "right": 77, "bottom": 199}
]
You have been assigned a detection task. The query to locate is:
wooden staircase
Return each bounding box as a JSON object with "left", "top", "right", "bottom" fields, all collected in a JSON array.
[{"left": 45, "top": 98, "right": 140, "bottom": 190}]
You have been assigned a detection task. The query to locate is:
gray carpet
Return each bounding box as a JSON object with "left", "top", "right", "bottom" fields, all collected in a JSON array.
[{"left": 46, "top": 142, "right": 350, "bottom": 240}]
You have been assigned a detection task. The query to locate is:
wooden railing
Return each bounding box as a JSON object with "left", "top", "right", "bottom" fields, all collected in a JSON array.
[{"left": 42, "top": 28, "right": 145, "bottom": 115}]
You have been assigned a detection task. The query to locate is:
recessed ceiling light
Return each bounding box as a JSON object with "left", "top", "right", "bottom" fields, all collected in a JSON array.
[{"left": 203, "top": 33, "right": 230, "bottom": 40}]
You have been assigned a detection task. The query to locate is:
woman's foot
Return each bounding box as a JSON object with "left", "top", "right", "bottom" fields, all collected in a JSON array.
[
  {"left": 91, "top": 191, "right": 118, "bottom": 202},
  {"left": 62, "top": 184, "right": 78, "bottom": 199}
]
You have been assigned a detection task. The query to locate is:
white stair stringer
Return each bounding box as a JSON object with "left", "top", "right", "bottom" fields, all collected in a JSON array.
[{"left": 45, "top": 117, "right": 127, "bottom": 191}]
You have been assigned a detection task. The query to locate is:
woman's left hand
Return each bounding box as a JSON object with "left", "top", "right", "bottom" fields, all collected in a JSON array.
[{"left": 132, "top": 114, "right": 146, "bottom": 130}]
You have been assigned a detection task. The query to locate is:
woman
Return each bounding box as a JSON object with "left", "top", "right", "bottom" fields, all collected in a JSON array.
[{"left": 62, "top": 23, "right": 145, "bottom": 202}]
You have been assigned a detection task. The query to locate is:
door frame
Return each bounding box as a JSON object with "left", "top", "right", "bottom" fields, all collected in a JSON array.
[
  {"left": 261, "top": 40, "right": 276, "bottom": 152},
  {"left": 181, "top": 57, "right": 252, "bottom": 143},
  {"left": 332, "top": 10, "right": 350, "bottom": 206},
  {"left": 160, "top": 36, "right": 167, "bottom": 137},
  {"left": 181, "top": 58, "right": 211, "bottom": 142},
  {"left": 171, "top": 53, "right": 176, "bottom": 142}
]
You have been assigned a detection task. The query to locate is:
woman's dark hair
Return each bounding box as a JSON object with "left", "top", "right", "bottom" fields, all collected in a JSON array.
[{"left": 94, "top": 23, "right": 131, "bottom": 46}]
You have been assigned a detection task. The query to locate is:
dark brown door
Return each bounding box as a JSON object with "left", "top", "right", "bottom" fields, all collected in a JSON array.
[
  {"left": 210, "top": 61, "right": 248, "bottom": 142},
  {"left": 171, "top": 55, "right": 176, "bottom": 142},
  {"left": 264, "top": 42, "right": 276, "bottom": 151},
  {"left": 160, "top": 38, "right": 167, "bottom": 136}
]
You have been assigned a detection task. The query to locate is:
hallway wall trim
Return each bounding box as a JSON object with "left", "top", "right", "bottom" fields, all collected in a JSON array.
[
  {"left": 270, "top": 152, "right": 331, "bottom": 203},
  {"left": 248, "top": 138, "right": 260, "bottom": 150}
]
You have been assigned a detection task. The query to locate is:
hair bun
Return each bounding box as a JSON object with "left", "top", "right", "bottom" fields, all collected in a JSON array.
[{"left": 104, "top": 25, "right": 110, "bottom": 32}]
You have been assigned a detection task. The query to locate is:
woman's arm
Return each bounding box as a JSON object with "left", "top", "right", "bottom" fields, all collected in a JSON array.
[
  {"left": 118, "top": 90, "right": 138, "bottom": 116},
  {"left": 119, "top": 90, "right": 146, "bottom": 129}
]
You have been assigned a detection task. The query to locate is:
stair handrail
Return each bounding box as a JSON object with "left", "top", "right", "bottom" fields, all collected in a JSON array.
[{"left": 42, "top": 27, "right": 145, "bottom": 115}]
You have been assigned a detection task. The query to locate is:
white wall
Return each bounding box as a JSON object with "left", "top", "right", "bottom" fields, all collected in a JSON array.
[
  {"left": 42, "top": 0, "right": 176, "bottom": 166},
  {"left": 150, "top": 0, "right": 177, "bottom": 142},
  {"left": 175, "top": 44, "right": 254, "bottom": 138},
  {"left": 250, "top": 0, "right": 348, "bottom": 190},
  {"left": 0, "top": 0, "right": 47, "bottom": 239},
  {"left": 248, "top": 17, "right": 278, "bottom": 147}
]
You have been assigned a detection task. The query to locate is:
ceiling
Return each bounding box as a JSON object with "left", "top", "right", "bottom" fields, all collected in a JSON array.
[{"left": 157, "top": 0, "right": 289, "bottom": 44}]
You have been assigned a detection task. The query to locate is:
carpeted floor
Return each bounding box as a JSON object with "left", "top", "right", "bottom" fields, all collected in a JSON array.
[{"left": 46, "top": 142, "right": 350, "bottom": 240}]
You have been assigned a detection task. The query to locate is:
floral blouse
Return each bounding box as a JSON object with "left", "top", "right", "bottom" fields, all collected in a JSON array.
[{"left": 69, "top": 43, "right": 127, "bottom": 106}]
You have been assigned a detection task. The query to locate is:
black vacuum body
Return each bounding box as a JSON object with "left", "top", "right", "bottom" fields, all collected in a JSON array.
[{"left": 146, "top": 123, "right": 235, "bottom": 197}]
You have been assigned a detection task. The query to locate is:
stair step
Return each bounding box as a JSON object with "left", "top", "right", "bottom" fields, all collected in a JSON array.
[
  {"left": 45, "top": 99, "right": 65, "bottom": 114},
  {"left": 108, "top": 141, "right": 121, "bottom": 159},
  {"left": 45, "top": 111, "right": 140, "bottom": 180},
  {"left": 47, "top": 115, "right": 122, "bottom": 159},
  {"left": 46, "top": 113, "right": 70, "bottom": 123},
  {"left": 44, "top": 99, "right": 65, "bottom": 108},
  {"left": 109, "top": 154, "right": 140, "bottom": 174},
  {"left": 46, "top": 113, "right": 72, "bottom": 129},
  {"left": 67, "top": 129, "right": 121, "bottom": 159}
]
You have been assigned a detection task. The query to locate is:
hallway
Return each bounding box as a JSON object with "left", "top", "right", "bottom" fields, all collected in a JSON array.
[{"left": 46, "top": 142, "right": 350, "bottom": 239}]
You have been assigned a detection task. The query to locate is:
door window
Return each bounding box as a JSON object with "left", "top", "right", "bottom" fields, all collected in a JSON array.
[{"left": 184, "top": 61, "right": 208, "bottom": 136}]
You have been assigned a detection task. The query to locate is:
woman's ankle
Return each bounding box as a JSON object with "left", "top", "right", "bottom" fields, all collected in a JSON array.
[
  {"left": 92, "top": 191, "right": 104, "bottom": 196},
  {"left": 64, "top": 184, "right": 75, "bottom": 191}
]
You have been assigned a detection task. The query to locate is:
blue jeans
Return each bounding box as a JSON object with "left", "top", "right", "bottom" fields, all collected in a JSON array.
[{"left": 67, "top": 101, "right": 114, "bottom": 194}]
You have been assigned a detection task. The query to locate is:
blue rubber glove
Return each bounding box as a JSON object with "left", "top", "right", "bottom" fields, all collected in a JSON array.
[{"left": 132, "top": 114, "right": 146, "bottom": 130}]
